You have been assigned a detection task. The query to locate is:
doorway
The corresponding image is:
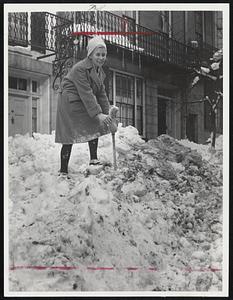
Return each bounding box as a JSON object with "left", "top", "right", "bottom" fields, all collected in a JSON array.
[
  {"left": 186, "top": 113, "right": 198, "bottom": 143},
  {"left": 158, "top": 98, "right": 167, "bottom": 135},
  {"left": 8, "top": 94, "right": 29, "bottom": 136}
]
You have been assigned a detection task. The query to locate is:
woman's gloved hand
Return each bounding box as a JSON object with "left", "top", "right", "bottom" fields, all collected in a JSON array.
[
  {"left": 94, "top": 113, "right": 112, "bottom": 126},
  {"left": 94, "top": 113, "right": 118, "bottom": 133},
  {"left": 108, "top": 119, "right": 118, "bottom": 133}
]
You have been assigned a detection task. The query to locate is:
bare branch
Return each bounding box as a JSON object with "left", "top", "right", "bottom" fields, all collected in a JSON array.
[
  {"left": 205, "top": 96, "right": 210, "bottom": 104},
  {"left": 214, "top": 93, "right": 223, "bottom": 108},
  {"left": 182, "top": 98, "right": 207, "bottom": 104},
  {"left": 194, "top": 69, "right": 218, "bottom": 81}
]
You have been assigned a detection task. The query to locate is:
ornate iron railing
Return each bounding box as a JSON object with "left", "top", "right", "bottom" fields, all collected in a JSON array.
[
  {"left": 8, "top": 11, "right": 217, "bottom": 89},
  {"left": 71, "top": 11, "right": 216, "bottom": 67},
  {"left": 8, "top": 12, "right": 73, "bottom": 56},
  {"left": 8, "top": 12, "right": 29, "bottom": 47},
  {"left": 8, "top": 12, "right": 74, "bottom": 90}
]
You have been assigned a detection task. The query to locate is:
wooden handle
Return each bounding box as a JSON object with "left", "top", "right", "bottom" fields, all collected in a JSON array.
[
  {"left": 109, "top": 106, "right": 118, "bottom": 171},
  {"left": 112, "top": 133, "right": 117, "bottom": 170}
]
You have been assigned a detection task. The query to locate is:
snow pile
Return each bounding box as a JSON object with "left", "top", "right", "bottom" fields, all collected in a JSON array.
[
  {"left": 179, "top": 135, "right": 223, "bottom": 164},
  {"left": 8, "top": 126, "right": 223, "bottom": 292}
]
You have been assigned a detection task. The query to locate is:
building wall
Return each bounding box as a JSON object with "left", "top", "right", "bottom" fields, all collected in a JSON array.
[
  {"left": 185, "top": 11, "right": 196, "bottom": 43},
  {"left": 8, "top": 10, "right": 220, "bottom": 144},
  {"left": 204, "top": 11, "right": 214, "bottom": 46},
  {"left": 138, "top": 11, "right": 160, "bottom": 31},
  {"left": 171, "top": 11, "right": 186, "bottom": 43},
  {"left": 214, "top": 11, "right": 223, "bottom": 49},
  {"left": 8, "top": 47, "right": 53, "bottom": 135},
  {"left": 187, "top": 83, "right": 205, "bottom": 143}
]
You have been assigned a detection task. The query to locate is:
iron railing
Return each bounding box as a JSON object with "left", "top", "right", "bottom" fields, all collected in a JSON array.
[
  {"left": 71, "top": 11, "right": 216, "bottom": 67},
  {"left": 8, "top": 12, "right": 73, "bottom": 57},
  {"left": 8, "top": 11, "right": 217, "bottom": 66},
  {"left": 73, "top": 11, "right": 180, "bottom": 63},
  {"left": 8, "top": 12, "right": 29, "bottom": 47},
  {"left": 8, "top": 11, "right": 218, "bottom": 90}
]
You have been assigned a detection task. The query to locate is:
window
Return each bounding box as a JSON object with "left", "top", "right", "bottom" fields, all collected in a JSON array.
[
  {"left": 32, "top": 97, "right": 38, "bottom": 133},
  {"left": 9, "top": 77, "right": 17, "bottom": 89},
  {"left": 116, "top": 73, "right": 134, "bottom": 127},
  {"left": 159, "top": 11, "right": 170, "bottom": 34},
  {"left": 18, "top": 78, "right": 27, "bottom": 90},
  {"left": 136, "top": 78, "right": 143, "bottom": 135},
  {"left": 32, "top": 81, "right": 38, "bottom": 93},
  {"left": 113, "top": 72, "right": 143, "bottom": 135},
  {"left": 9, "top": 76, "right": 27, "bottom": 91}
]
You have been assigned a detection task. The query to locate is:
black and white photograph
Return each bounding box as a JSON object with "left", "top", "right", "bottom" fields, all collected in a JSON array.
[{"left": 4, "top": 2, "right": 229, "bottom": 297}]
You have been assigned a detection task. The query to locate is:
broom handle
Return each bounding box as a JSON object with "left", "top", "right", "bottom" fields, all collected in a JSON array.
[
  {"left": 109, "top": 105, "right": 119, "bottom": 171},
  {"left": 112, "top": 133, "right": 117, "bottom": 170}
]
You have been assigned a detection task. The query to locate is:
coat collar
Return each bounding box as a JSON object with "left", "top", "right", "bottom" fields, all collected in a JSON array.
[
  {"left": 82, "top": 57, "right": 93, "bottom": 69},
  {"left": 82, "top": 58, "right": 106, "bottom": 88}
]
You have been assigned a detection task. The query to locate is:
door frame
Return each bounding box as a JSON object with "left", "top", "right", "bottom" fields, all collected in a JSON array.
[
  {"left": 157, "top": 93, "right": 176, "bottom": 137},
  {"left": 8, "top": 69, "right": 46, "bottom": 136},
  {"left": 157, "top": 97, "right": 167, "bottom": 135}
]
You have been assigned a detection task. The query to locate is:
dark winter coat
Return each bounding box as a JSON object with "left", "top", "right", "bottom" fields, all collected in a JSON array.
[{"left": 55, "top": 57, "right": 110, "bottom": 144}]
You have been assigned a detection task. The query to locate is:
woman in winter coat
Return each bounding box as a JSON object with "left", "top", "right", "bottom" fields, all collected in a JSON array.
[{"left": 55, "top": 36, "right": 115, "bottom": 175}]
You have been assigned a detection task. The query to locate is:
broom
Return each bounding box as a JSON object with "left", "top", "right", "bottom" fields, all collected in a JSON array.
[{"left": 109, "top": 106, "right": 119, "bottom": 170}]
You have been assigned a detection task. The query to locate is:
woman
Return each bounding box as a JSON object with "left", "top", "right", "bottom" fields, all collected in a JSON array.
[{"left": 55, "top": 36, "right": 115, "bottom": 175}]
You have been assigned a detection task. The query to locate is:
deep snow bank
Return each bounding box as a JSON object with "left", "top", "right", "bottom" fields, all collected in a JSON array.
[{"left": 8, "top": 125, "right": 223, "bottom": 292}]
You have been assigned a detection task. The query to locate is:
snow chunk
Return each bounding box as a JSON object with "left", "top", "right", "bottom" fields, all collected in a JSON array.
[{"left": 122, "top": 181, "right": 147, "bottom": 197}]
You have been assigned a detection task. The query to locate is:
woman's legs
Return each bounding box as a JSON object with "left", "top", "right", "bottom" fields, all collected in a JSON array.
[
  {"left": 60, "top": 144, "right": 73, "bottom": 174},
  {"left": 60, "top": 139, "right": 99, "bottom": 174},
  {"left": 88, "top": 138, "right": 98, "bottom": 161}
]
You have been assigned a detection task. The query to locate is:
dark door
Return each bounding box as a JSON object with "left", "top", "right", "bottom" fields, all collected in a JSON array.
[
  {"left": 186, "top": 113, "right": 198, "bottom": 142},
  {"left": 158, "top": 98, "right": 167, "bottom": 135}
]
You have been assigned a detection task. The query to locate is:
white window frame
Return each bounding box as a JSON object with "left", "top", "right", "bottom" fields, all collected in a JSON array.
[{"left": 109, "top": 68, "right": 145, "bottom": 137}]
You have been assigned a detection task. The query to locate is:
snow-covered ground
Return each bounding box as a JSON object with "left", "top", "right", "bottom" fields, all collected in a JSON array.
[{"left": 8, "top": 125, "right": 223, "bottom": 292}]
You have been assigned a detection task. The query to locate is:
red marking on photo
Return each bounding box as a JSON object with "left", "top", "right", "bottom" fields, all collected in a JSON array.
[
  {"left": 87, "top": 267, "right": 114, "bottom": 271},
  {"left": 71, "top": 31, "right": 157, "bottom": 36},
  {"left": 9, "top": 265, "right": 222, "bottom": 272}
]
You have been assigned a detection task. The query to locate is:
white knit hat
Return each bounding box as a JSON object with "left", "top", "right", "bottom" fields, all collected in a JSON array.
[{"left": 87, "top": 36, "right": 106, "bottom": 57}]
